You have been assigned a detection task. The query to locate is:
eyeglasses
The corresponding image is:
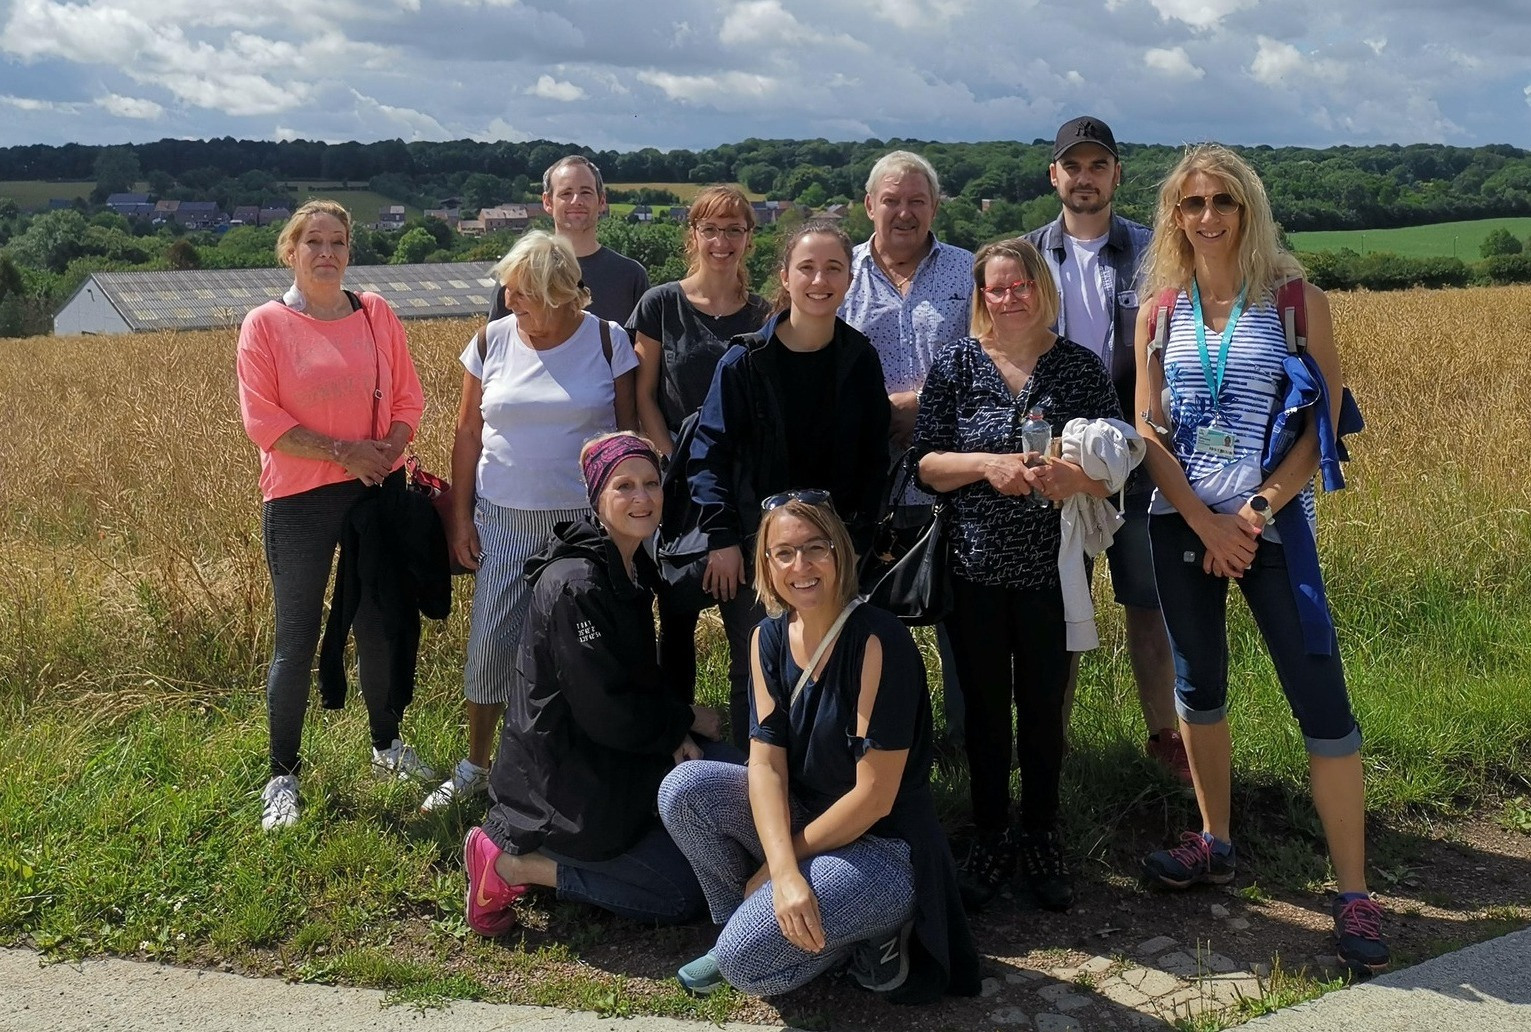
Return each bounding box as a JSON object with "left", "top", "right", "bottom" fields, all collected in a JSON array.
[
  {"left": 696, "top": 225, "right": 750, "bottom": 241},
  {"left": 761, "top": 489, "right": 833, "bottom": 512},
  {"left": 1177, "top": 193, "right": 1241, "bottom": 217},
  {"left": 766, "top": 538, "right": 835, "bottom": 567},
  {"left": 982, "top": 279, "right": 1037, "bottom": 302}
]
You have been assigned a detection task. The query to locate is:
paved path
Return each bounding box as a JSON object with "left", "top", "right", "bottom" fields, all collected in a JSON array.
[
  {"left": 1243, "top": 926, "right": 1531, "bottom": 1031},
  {"left": 3, "top": 928, "right": 1528, "bottom": 1032}
]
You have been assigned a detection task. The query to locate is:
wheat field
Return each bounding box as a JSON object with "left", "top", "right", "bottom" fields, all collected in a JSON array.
[{"left": 2, "top": 286, "right": 1529, "bottom": 783}]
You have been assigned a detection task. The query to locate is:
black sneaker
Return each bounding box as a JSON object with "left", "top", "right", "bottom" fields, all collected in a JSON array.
[
  {"left": 1143, "top": 831, "right": 1237, "bottom": 888},
  {"left": 1016, "top": 829, "right": 1073, "bottom": 912},
  {"left": 849, "top": 922, "right": 913, "bottom": 993},
  {"left": 958, "top": 829, "right": 1016, "bottom": 911},
  {"left": 1332, "top": 895, "right": 1390, "bottom": 974}
]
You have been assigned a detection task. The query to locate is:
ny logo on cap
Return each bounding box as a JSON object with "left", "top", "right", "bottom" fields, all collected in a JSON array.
[{"left": 1074, "top": 120, "right": 1102, "bottom": 138}]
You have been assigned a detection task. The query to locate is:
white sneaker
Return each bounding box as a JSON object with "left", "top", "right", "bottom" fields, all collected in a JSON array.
[
  {"left": 372, "top": 739, "right": 438, "bottom": 782},
  {"left": 261, "top": 774, "right": 299, "bottom": 831},
  {"left": 420, "top": 758, "right": 489, "bottom": 812}
]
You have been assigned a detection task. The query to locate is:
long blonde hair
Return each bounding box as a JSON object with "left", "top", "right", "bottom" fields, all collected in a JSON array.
[{"left": 1141, "top": 144, "right": 1302, "bottom": 304}]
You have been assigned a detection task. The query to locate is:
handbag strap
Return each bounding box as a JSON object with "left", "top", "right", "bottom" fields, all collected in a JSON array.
[{"left": 790, "top": 598, "right": 862, "bottom": 708}]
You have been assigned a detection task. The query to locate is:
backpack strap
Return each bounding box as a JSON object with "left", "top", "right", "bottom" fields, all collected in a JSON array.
[
  {"left": 1276, "top": 278, "right": 1307, "bottom": 355},
  {"left": 1147, "top": 287, "right": 1179, "bottom": 360},
  {"left": 476, "top": 324, "right": 488, "bottom": 363},
  {"left": 598, "top": 317, "right": 614, "bottom": 370},
  {"left": 1141, "top": 287, "right": 1181, "bottom": 439}
]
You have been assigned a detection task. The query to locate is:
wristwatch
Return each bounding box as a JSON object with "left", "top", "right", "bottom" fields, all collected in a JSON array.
[{"left": 1248, "top": 494, "right": 1271, "bottom": 526}]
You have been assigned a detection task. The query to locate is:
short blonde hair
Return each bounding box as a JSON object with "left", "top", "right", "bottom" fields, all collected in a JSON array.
[
  {"left": 1142, "top": 144, "right": 1303, "bottom": 303},
  {"left": 490, "top": 229, "right": 591, "bottom": 312},
  {"left": 969, "top": 237, "right": 1059, "bottom": 340},
  {"left": 276, "top": 199, "right": 351, "bottom": 267},
  {"left": 753, "top": 498, "right": 858, "bottom": 619}
]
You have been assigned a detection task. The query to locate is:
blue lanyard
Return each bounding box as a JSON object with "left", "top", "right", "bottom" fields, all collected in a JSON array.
[{"left": 1190, "top": 280, "right": 1247, "bottom": 414}]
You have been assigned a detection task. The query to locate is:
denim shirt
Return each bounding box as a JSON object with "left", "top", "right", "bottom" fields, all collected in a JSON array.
[{"left": 1024, "top": 213, "right": 1151, "bottom": 422}]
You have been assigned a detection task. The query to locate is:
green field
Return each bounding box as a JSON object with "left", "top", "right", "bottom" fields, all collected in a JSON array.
[
  {"left": 0, "top": 180, "right": 415, "bottom": 221},
  {"left": 1290, "top": 217, "right": 1531, "bottom": 259},
  {"left": 282, "top": 185, "right": 418, "bottom": 221},
  {"left": 607, "top": 181, "right": 765, "bottom": 202},
  {"left": 0, "top": 180, "right": 95, "bottom": 210}
]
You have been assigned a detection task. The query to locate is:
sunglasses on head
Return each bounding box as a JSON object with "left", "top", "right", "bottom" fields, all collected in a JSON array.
[
  {"left": 1177, "top": 193, "right": 1242, "bottom": 217},
  {"left": 760, "top": 488, "right": 833, "bottom": 512}
]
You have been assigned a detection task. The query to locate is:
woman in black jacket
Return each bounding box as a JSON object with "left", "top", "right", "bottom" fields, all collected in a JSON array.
[
  {"left": 686, "top": 220, "right": 892, "bottom": 745},
  {"left": 463, "top": 433, "right": 727, "bottom": 935}
]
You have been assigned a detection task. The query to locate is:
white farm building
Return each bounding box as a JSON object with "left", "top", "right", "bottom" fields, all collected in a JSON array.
[{"left": 54, "top": 263, "right": 500, "bottom": 335}]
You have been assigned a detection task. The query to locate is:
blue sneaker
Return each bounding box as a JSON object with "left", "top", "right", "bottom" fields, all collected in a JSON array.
[
  {"left": 1143, "top": 831, "right": 1236, "bottom": 888},
  {"left": 678, "top": 952, "right": 725, "bottom": 995}
]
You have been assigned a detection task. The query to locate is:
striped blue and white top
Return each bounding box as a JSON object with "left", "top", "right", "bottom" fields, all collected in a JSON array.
[{"left": 1150, "top": 293, "right": 1317, "bottom": 539}]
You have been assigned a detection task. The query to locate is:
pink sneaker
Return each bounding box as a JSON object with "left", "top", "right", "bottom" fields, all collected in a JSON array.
[{"left": 464, "top": 827, "right": 527, "bottom": 936}]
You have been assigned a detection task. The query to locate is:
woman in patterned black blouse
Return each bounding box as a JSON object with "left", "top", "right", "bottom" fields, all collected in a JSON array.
[{"left": 914, "top": 237, "right": 1121, "bottom": 913}]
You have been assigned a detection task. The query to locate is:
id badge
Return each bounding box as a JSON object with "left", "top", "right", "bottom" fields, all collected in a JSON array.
[{"left": 1194, "top": 423, "right": 1237, "bottom": 458}]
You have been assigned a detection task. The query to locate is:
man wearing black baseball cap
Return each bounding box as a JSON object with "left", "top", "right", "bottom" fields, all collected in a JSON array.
[{"left": 1024, "top": 118, "right": 1188, "bottom": 784}]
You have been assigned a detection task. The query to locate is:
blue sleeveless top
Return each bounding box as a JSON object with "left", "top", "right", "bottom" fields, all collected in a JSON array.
[{"left": 1149, "top": 292, "right": 1317, "bottom": 538}]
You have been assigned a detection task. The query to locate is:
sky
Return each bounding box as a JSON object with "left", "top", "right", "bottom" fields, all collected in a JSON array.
[{"left": 0, "top": 0, "right": 1527, "bottom": 155}]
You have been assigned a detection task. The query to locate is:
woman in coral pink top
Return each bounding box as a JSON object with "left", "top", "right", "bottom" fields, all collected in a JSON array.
[{"left": 237, "top": 199, "right": 431, "bottom": 832}]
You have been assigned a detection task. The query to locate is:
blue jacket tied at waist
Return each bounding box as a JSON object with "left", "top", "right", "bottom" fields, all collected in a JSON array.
[{"left": 1263, "top": 353, "right": 1364, "bottom": 656}]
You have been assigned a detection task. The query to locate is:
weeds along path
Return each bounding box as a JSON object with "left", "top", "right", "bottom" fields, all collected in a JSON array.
[{"left": 1, "top": 287, "right": 1529, "bottom": 1024}]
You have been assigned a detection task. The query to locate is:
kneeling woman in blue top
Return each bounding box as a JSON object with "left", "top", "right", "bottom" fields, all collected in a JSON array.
[
  {"left": 659, "top": 494, "right": 980, "bottom": 1003},
  {"left": 463, "top": 433, "right": 727, "bottom": 935},
  {"left": 1134, "top": 144, "right": 1387, "bottom": 974}
]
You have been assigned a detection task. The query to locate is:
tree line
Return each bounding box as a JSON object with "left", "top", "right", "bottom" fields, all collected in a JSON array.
[
  {"left": 5, "top": 134, "right": 1531, "bottom": 337},
  {"left": 5, "top": 135, "right": 1531, "bottom": 233}
]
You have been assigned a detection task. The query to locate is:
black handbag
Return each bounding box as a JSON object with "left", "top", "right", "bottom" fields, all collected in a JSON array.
[
  {"left": 858, "top": 450, "right": 953, "bottom": 626},
  {"left": 646, "top": 410, "right": 716, "bottom": 613}
]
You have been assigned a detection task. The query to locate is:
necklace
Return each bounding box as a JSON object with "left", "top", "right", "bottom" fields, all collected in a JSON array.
[{"left": 875, "top": 249, "right": 918, "bottom": 291}]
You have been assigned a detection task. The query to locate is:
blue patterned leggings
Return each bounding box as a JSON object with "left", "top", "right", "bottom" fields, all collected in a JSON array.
[{"left": 658, "top": 760, "right": 914, "bottom": 997}]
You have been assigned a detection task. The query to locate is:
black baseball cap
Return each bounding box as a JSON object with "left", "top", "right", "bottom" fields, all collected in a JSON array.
[{"left": 1052, "top": 117, "right": 1119, "bottom": 161}]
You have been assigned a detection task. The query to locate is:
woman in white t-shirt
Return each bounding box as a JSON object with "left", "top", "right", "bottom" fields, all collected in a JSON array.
[{"left": 421, "top": 230, "right": 639, "bottom": 811}]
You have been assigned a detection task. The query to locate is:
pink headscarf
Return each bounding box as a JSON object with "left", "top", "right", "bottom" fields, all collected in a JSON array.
[{"left": 581, "top": 434, "right": 661, "bottom": 509}]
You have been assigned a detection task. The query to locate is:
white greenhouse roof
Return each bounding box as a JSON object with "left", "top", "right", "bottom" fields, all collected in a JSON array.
[{"left": 64, "top": 264, "right": 499, "bottom": 332}]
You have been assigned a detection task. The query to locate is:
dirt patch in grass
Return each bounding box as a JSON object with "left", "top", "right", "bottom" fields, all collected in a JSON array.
[{"left": 380, "top": 812, "right": 1529, "bottom": 1028}]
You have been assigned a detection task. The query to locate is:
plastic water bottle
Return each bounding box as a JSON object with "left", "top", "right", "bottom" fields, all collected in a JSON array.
[{"left": 1020, "top": 406, "right": 1051, "bottom": 506}]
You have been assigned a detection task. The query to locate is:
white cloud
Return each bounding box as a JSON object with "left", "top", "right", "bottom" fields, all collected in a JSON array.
[
  {"left": 719, "top": 0, "right": 802, "bottom": 45},
  {"left": 96, "top": 93, "right": 165, "bottom": 119},
  {"left": 526, "top": 75, "right": 585, "bottom": 102},
  {"left": 1144, "top": 46, "right": 1204, "bottom": 79},
  {"left": 637, "top": 70, "right": 777, "bottom": 104},
  {"left": 0, "top": 93, "right": 81, "bottom": 112},
  {"left": 1249, "top": 36, "right": 1304, "bottom": 86},
  {"left": 1146, "top": 0, "right": 1255, "bottom": 30},
  {"left": 1365, "top": 37, "right": 1387, "bottom": 56}
]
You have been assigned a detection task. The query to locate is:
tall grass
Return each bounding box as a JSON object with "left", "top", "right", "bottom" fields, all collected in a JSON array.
[{"left": 2, "top": 286, "right": 1529, "bottom": 1010}]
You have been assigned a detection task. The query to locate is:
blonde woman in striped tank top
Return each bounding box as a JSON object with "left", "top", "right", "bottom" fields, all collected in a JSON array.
[{"left": 1131, "top": 144, "right": 1388, "bottom": 976}]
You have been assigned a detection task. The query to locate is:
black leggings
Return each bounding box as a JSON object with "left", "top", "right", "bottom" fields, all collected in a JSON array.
[
  {"left": 262, "top": 479, "right": 400, "bottom": 776},
  {"left": 946, "top": 575, "right": 1069, "bottom": 835}
]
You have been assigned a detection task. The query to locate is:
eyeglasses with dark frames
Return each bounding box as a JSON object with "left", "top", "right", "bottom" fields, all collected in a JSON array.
[{"left": 695, "top": 225, "right": 750, "bottom": 241}]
